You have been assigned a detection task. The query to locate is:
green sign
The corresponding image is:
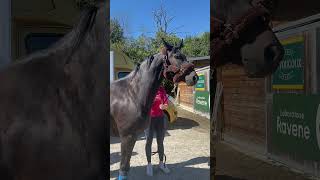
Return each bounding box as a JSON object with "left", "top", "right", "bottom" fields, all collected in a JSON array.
[
  {"left": 272, "top": 94, "right": 320, "bottom": 160},
  {"left": 194, "top": 91, "right": 210, "bottom": 113},
  {"left": 195, "top": 74, "right": 205, "bottom": 91},
  {"left": 272, "top": 36, "right": 304, "bottom": 90}
]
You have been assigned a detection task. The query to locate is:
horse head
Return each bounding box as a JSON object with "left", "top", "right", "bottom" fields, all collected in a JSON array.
[
  {"left": 161, "top": 38, "right": 198, "bottom": 86},
  {"left": 212, "top": 0, "right": 284, "bottom": 77}
]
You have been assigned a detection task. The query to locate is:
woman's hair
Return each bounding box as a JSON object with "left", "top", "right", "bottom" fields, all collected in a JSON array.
[{"left": 158, "top": 85, "right": 167, "bottom": 95}]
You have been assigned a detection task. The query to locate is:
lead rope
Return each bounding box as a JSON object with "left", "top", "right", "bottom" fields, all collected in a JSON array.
[{"left": 151, "top": 151, "right": 167, "bottom": 167}]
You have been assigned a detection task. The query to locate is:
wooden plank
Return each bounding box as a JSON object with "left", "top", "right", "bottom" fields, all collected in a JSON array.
[{"left": 220, "top": 64, "right": 266, "bottom": 141}]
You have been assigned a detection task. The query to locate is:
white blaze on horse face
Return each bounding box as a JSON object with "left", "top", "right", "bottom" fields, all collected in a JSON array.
[{"left": 241, "top": 29, "right": 283, "bottom": 76}]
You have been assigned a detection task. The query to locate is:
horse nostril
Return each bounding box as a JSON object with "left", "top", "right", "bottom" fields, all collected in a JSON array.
[
  {"left": 265, "top": 44, "right": 284, "bottom": 64},
  {"left": 193, "top": 75, "right": 198, "bottom": 82},
  {"left": 265, "top": 46, "right": 276, "bottom": 62}
]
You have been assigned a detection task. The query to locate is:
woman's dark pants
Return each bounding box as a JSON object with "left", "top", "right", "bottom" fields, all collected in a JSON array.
[{"left": 145, "top": 116, "right": 166, "bottom": 163}]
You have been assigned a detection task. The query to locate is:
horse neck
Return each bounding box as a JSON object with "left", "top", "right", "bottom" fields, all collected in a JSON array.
[
  {"left": 131, "top": 66, "right": 163, "bottom": 111},
  {"left": 61, "top": 4, "right": 107, "bottom": 112}
]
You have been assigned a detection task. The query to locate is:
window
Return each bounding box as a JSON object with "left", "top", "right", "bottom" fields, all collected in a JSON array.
[
  {"left": 118, "top": 72, "right": 130, "bottom": 79},
  {"left": 25, "top": 33, "right": 65, "bottom": 54}
]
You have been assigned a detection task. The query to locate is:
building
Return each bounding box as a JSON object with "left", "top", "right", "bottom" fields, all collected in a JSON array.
[
  {"left": 110, "top": 47, "right": 135, "bottom": 81},
  {"left": 177, "top": 56, "right": 210, "bottom": 119},
  {"left": 214, "top": 4, "right": 320, "bottom": 177},
  {"left": 188, "top": 56, "right": 210, "bottom": 69}
]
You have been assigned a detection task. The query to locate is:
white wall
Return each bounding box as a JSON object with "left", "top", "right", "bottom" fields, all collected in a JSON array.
[
  {"left": 0, "top": 0, "right": 11, "bottom": 68},
  {"left": 110, "top": 51, "right": 114, "bottom": 82}
]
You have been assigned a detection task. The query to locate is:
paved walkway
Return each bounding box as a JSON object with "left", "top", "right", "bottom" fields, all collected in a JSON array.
[
  {"left": 216, "top": 141, "right": 313, "bottom": 180},
  {"left": 110, "top": 107, "right": 210, "bottom": 180}
]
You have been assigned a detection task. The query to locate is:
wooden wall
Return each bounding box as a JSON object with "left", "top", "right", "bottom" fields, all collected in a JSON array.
[
  {"left": 218, "top": 64, "right": 266, "bottom": 142},
  {"left": 178, "top": 82, "right": 194, "bottom": 108}
]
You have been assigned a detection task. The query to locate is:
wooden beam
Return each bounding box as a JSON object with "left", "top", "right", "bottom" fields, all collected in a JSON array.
[{"left": 0, "top": 0, "right": 11, "bottom": 68}]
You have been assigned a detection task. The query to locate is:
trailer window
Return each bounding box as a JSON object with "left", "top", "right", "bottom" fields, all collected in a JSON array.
[
  {"left": 25, "top": 33, "right": 64, "bottom": 54},
  {"left": 118, "top": 72, "right": 130, "bottom": 79}
]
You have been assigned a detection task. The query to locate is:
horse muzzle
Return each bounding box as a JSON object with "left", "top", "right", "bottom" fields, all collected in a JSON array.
[{"left": 184, "top": 71, "right": 198, "bottom": 86}]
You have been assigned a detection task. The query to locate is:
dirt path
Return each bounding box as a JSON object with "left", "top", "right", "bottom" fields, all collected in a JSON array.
[{"left": 110, "top": 107, "right": 210, "bottom": 180}]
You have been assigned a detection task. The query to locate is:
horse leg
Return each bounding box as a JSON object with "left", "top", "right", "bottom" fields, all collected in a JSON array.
[{"left": 118, "top": 134, "right": 136, "bottom": 180}]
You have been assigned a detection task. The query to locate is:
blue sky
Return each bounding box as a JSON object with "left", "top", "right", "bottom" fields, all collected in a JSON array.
[{"left": 110, "top": 0, "right": 210, "bottom": 39}]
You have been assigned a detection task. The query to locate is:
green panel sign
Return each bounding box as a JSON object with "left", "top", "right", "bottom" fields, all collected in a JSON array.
[
  {"left": 272, "top": 36, "right": 304, "bottom": 90},
  {"left": 195, "top": 74, "right": 205, "bottom": 91},
  {"left": 194, "top": 91, "right": 210, "bottom": 113},
  {"left": 272, "top": 94, "right": 320, "bottom": 160}
]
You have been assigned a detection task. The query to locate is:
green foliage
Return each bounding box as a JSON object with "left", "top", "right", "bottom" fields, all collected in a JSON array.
[
  {"left": 109, "top": 19, "right": 209, "bottom": 64},
  {"left": 124, "top": 36, "right": 154, "bottom": 64},
  {"left": 151, "top": 31, "right": 181, "bottom": 53},
  {"left": 110, "top": 19, "right": 125, "bottom": 44},
  {"left": 182, "top": 32, "right": 210, "bottom": 57},
  {"left": 109, "top": 18, "right": 209, "bottom": 95}
]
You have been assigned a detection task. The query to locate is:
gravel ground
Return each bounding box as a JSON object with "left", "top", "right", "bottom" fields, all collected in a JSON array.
[
  {"left": 110, "top": 107, "right": 210, "bottom": 180},
  {"left": 216, "top": 142, "right": 312, "bottom": 180}
]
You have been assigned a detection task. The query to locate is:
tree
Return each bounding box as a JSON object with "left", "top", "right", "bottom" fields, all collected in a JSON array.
[
  {"left": 122, "top": 35, "right": 153, "bottom": 64},
  {"left": 152, "top": 1, "right": 183, "bottom": 36},
  {"left": 182, "top": 32, "right": 210, "bottom": 57},
  {"left": 110, "top": 18, "right": 125, "bottom": 44}
]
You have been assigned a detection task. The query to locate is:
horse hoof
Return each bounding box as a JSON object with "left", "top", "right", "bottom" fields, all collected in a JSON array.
[{"left": 118, "top": 175, "right": 128, "bottom": 180}]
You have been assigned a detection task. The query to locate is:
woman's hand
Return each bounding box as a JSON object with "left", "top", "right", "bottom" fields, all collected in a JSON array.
[{"left": 159, "top": 104, "right": 168, "bottom": 110}]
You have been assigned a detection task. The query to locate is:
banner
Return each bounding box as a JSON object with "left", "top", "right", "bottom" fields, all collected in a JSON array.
[
  {"left": 272, "top": 35, "right": 304, "bottom": 90},
  {"left": 195, "top": 73, "right": 206, "bottom": 91},
  {"left": 194, "top": 91, "right": 210, "bottom": 113},
  {"left": 272, "top": 94, "right": 320, "bottom": 160}
]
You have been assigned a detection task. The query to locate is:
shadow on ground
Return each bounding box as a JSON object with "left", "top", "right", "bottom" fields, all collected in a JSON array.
[
  {"left": 168, "top": 117, "right": 200, "bottom": 130},
  {"left": 110, "top": 156, "right": 209, "bottom": 179},
  {"left": 111, "top": 128, "right": 174, "bottom": 145},
  {"left": 110, "top": 151, "right": 139, "bottom": 166},
  {"left": 216, "top": 175, "right": 247, "bottom": 180},
  {"left": 110, "top": 112, "right": 202, "bottom": 143}
]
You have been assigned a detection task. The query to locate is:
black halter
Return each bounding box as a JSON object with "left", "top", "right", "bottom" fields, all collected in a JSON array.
[{"left": 162, "top": 53, "right": 195, "bottom": 84}]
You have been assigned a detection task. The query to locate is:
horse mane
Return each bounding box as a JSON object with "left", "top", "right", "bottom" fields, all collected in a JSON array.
[
  {"left": 113, "top": 54, "right": 159, "bottom": 84},
  {"left": 8, "top": 4, "right": 100, "bottom": 68},
  {"left": 63, "top": 5, "right": 99, "bottom": 64}
]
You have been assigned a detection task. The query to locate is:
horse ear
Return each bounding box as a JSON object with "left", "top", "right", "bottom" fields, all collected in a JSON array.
[
  {"left": 162, "top": 38, "right": 173, "bottom": 50},
  {"left": 178, "top": 39, "right": 184, "bottom": 49}
]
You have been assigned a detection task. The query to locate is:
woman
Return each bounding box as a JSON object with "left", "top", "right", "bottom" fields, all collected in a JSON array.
[{"left": 145, "top": 85, "right": 170, "bottom": 176}]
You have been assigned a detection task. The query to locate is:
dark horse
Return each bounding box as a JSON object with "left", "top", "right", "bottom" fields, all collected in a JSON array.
[
  {"left": 212, "top": 0, "right": 284, "bottom": 77},
  {"left": 0, "top": 1, "right": 108, "bottom": 180},
  {"left": 211, "top": 0, "right": 284, "bottom": 179},
  {"left": 110, "top": 39, "right": 198, "bottom": 179}
]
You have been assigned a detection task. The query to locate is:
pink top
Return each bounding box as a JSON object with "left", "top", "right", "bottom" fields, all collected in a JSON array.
[{"left": 150, "top": 86, "right": 168, "bottom": 118}]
